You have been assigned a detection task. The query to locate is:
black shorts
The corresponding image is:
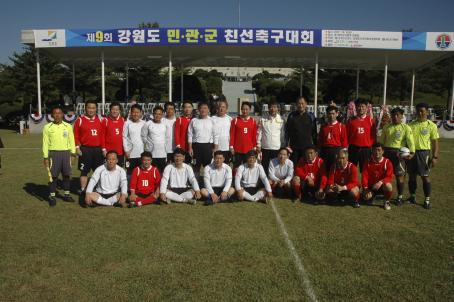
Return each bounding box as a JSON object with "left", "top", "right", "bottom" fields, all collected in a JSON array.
[
  {"left": 49, "top": 150, "right": 72, "bottom": 177},
  {"left": 169, "top": 187, "right": 191, "bottom": 195},
  {"left": 408, "top": 150, "right": 431, "bottom": 177},
  {"left": 320, "top": 146, "right": 341, "bottom": 171},
  {"left": 78, "top": 146, "right": 104, "bottom": 176},
  {"left": 210, "top": 187, "right": 224, "bottom": 196},
  {"left": 261, "top": 149, "right": 279, "bottom": 173},
  {"left": 193, "top": 143, "right": 213, "bottom": 168},
  {"left": 152, "top": 157, "right": 167, "bottom": 174},
  {"left": 290, "top": 148, "right": 305, "bottom": 167},
  {"left": 348, "top": 145, "right": 371, "bottom": 171},
  {"left": 244, "top": 187, "right": 259, "bottom": 195},
  {"left": 100, "top": 192, "right": 118, "bottom": 199},
  {"left": 384, "top": 148, "right": 406, "bottom": 176},
  {"left": 125, "top": 157, "right": 141, "bottom": 174},
  {"left": 233, "top": 153, "right": 248, "bottom": 168}
]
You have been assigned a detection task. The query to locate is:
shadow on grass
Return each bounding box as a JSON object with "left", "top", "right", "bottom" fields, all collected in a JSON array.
[{"left": 23, "top": 182, "right": 49, "bottom": 202}]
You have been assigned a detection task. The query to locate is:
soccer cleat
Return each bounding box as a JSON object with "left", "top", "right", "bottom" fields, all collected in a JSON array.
[
  {"left": 204, "top": 198, "right": 214, "bottom": 206},
  {"left": 63, "top": 195, "right": 75, "bottom": 203},
  {"left": 188, "top": 199, "right": 197, "bottom": 205},
  {"left": 423, "top": 201, "right": 431, "bottom": 209},
  {"left": 408, "top": 196, "right": 416, "bottom": 204},
  {"left": 396, "top": 197, "right": 403, "bottom": 206},
  {"left": 353, "top": 202, "right": 360, "bottom": 208},
  {"left": 128, "top": 202, "right": 136, "bottom": 208},
  {"left": 48, "top": 196, "right": 57, "bottom": 207},
  {"left": 383, "top": 201, "right": 391, "bottom": 211}
]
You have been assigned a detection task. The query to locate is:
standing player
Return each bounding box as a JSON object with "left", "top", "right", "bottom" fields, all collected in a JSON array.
[
  {"left": 347, "top": 99, "right": 376, "bottom": 170},
  {"left": 285, "top": 96, "right": 317, "bottom": 165},
  {"left": 379, "top": 107, "right": 415, "bottom": 205},
  {"left": 362, "top": 143, "right": 394, "bottom": 210},
  {"left": 102, "top": 102, "right": 125, "bottom": 165},
  {"left": 174, "top": 101, "right": 193, "bottom": 163},
  {"left": 257, "top": 100, "right": 285, "bottom": 173},
  {"left": 123, "top": 104, "right": 146, "bottom": 175},
  {"left": 188, "top": 102, "right": 217, "bottom": 174},
  {"left": 74, "top": 100, "right": 104, "bottom": 193},
  {"left": 84, "top": 151, "right": 128, "bottom": 207},
  {"left": 235, "top": 150, "right": 273, "bottom": 203},
  {"left": 326, "top": 149, "right": 361, "bottom": 208},
  {"left": 318, "top": 105, "right": 348, "bottom": 171},
  {"left": 201, "top": 151, "right": 235, "bottom": 205},
  {"left": 267, "top": 147, "right": 294, "bottom": 198},
  {"left": 162, "top": 102, "right": 177, "bottom": 162},
  {"left": 212, "top": 99, "right": 232, "bottom": 163},
  {"left": 292, "top": 145, "right": 327, "bottom": 203},
  {"left": 230, "top": 102, "right": 258, "bottom": 168},
  {"left": 408, "top": 103, "right": 439, "bottom": 209},
  {"left": 141, "top": 106, "right": 167, "bottom": 173},
  {"left": 129, "top": 151, "right": 161, "bottom": 207},
  {"left": 159, "top": 149, "right": 201, "bottom": 204},
  {"left": 42, "top": 106, "right": 76, "bottom": 206}
]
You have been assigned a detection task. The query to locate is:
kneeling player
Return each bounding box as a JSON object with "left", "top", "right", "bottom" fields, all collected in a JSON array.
[
  {"left": 292, "top": 145, "right": 327, "bottom": 203},
  {"left": 201, "top": 151, "right": 235, "bottom": 205},
  {"left": 129, "top": 151, "right": 161, "bottom": 207},
  {"left": 85, "top": 151, "right": 128, "bottom": 207},
  {"left": 268, "top": 147, "right": 294, "bottom": 198},
  {"left": 361, "top": 143, "right": 394, "bottom": 210},
  {"left": 326, "top": 149, "right": 361, "bottom": 208},
  {"left": 159, "top": 149, "right": 201, "bottom": 204},
  {"left": 235, "top": 150, "right": 273, "bottom": 202}
]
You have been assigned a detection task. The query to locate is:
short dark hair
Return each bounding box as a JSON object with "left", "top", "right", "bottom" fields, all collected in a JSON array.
[
  {"left": 269, "top": 100, "right": 279, "bottom": 107},
  {"left": 355, "top": 98, "right": 368, "bottom": 106},
  {"left": 416, "top": 102, "right": 429, "bottom": 110},
  {"left": 164, "top": 102, "right": 175, "bottom": 111},
  {"left": 241, "top": 102, "right": 251, "bottom": 109},
  {"left": 153, "top": 106, "right": 164, "bottom": 113},
  {"left": 109, "top": 102, "right": 122, "bottom": 110},
  {"left": 173, "top": 148, "right": 186, "bottom": 157},
  {"left": 182, "top": 101, "right": 193, "bottom": 107},
  {"left": 217, "top": 99, "right": 228, "bottom": 107},
  {"left": 141, "top": 151, "right": 153, "bottom": 159},
  {"left": 326, "top": 105, "right": 338, "bottom": 113},
  {"left": 278, "top": 147, "right": 289, "bottom": 155},
  {"left": 198, "top": 102, "right": 209, "bottom": 109},
  {"left": 51, "top": 105, "right": 63, "bottom": 113},
  {"left": 130, "top": 104, "right": 142, "bottom": 112},
  {"left": 245, "top": 149, "right": 257, "bottom": 158},
  {"left": 213, "top": 150, "right": 225, "bottom": 158},
  {"left": 85, "top": 100, "right": 97, "bottom": 107},
  {"left": 296, "top": 96, "right": 308, "bottom": 103},
  {"left": 391, "top": 107, "right": 404, "bottom": 115},
  {"left": 106, "top": 150, "right": 118, "bottom": 158},
  {"left": 304, "top": 145, "right": 318, "bottom": 153},
  {"left": 372, "top": 142, "right": 384, "bottom": 149}
]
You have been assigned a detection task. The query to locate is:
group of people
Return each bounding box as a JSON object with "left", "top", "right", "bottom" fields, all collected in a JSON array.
[{"left": 42, "top": 96, "right": 439, "bottom": 210}]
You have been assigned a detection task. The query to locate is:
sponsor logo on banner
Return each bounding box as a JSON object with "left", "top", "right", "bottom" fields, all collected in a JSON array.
[
  {"left": 426, "top": 32, "right": 454, "bottom": 51},
  {"left": 435, "top": 33, "right": 451, "bottom": 49},
  {"left": 34, "top": 30, "right": 66, "bottom": 48}
]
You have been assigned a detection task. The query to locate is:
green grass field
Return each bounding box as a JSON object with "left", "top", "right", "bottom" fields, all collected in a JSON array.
[{"left": 0, "top": 129, "right": 453, "bottom": 301}]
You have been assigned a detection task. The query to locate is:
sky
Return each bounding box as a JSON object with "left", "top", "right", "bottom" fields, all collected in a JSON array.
[{"left": 1, "top": 0, "right": 454, "bottom": 64}]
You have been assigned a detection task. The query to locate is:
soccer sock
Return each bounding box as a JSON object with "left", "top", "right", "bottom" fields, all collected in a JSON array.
[
  {"left": 63, "top": 176, "right": 70, "bottom": 195},
  {"left": 253, "top": 190, "right": 265, "bottom": 201},
  {"left": 422, "top": 181, "right": 431, "bottom": 199},
  {"left": 408, "top": 179, "right": 417, "bottom": 195},
  {"left": 49, "top": 177, "right": 58, "bottom": 195},
  {"left": 243, "top": 191, "right": 255, "bottom": 201},
  {"left": 292, "top": 183, "right": 302, "bottom": 198},
  {"left": 165, "top": 191, "right": 184, "bottom": 202},
  {"left": 181, "top": 190, "right": 194, "bottom": 201},
  {"left": 397, "top": 181, "right": 404, "bottom": 197}
]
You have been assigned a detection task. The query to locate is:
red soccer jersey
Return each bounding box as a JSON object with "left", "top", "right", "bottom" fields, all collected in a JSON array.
[
  {"left": 230, "top": 116, "right": 257, "bottom": 154},
  {"left": 295, "top": 156, "right": 327, "bottom": 189},
  {"left": 327, "top": 162, "right": 358, "bottom": 190},
  {"left": 361, "top": 157, "right": 393, "bottom": 189},
  {"left": 318, "top": 121, "right": 348, "bottom": 148},
  {"left": 347, "top": 115, "right": 376, "bottom": 147},
  {"left": 130, "top": 165, "right": 161, "bottom": 195},
  {"left": 174, "top": 116, "right": 192, "bottom": 151},
  {"left": 73, "top": 115, "right": 103, "bottom": 147},
  {"left": 102, "top": 115, "right": 125, "bottom": 155}
]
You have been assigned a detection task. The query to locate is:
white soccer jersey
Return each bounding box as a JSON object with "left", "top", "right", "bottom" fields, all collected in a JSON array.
[
  {"left": 162, "top": 116, "right": 176, "bottom": 153},
  {"left": 235, "top": 162, "right": 272, "bottom": 192},
  {"left": 257, "top": 114, "right": 285, "bottom": 150},
  {"left": 212, "top": 115, "right": 232, "bottom": 151},
  {"left": 86, "top": 164, "right": 128, "bottom": 195},
  {"left": 141, "top": 120, "right": 167, "bottom": 158},
  {"left": 268, "top": 158, "right": 294, "bottom": 183},
  {"left": 123, "top": 119, "right": 146, "bottom": 159},
  {"left": 203, "top": 163, "right": 233, "bottom": 194},
  {"left": 188, "top": 117, "right": 215, "bottom": 143},
  {"left": 160, "top": 163, "right": 200, "bottom": 193}
]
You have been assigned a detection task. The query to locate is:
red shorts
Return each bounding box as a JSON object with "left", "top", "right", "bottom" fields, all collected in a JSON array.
[{"left": 136, "top": 193, "right": 157, "bottom": 206}]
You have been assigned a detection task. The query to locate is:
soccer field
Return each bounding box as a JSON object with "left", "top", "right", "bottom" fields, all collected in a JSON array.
[{"left": 0, "top": 129, "right": 453, "bottom": 301}]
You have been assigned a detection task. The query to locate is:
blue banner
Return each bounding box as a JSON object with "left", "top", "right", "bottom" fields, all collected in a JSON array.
[{"left": 65, "top": 28, "right": 321, "bottom": 47}]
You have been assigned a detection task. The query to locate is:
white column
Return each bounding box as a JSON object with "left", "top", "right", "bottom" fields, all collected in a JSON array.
[
  {"left": 101, "top": 52, "right": 105, "bottom": 115},
  {"left": 72, "top": 63, "right": 76, "bottom": 92},
  {"left": 314, "top": 53, "right": 319, "bottom": 117},
  {"left": 169, "top": 50, "right": 172, "bottom": 102},
  {"left": 299, "top": 66, "right": 304, "bottom": 97},
  {"left": 450, "top": 67, "right": 454, "bottom": 120},
  {"left": 356, "top": 67, "right": 360, "bottom": 99},
  {"left": 125, "top": 63, "right": 129, "bottom": 99},
  {"left": 410, "top": 70, "right": 415, "bottom": 111},
  {"left": 36, "top": 50, "right": 42, "bottom": 116},
  {"left": 383, "top": 58, "right": 388, "bottom": 105},
  {"left": 180, "top": 64, "right": 184, "bottom": 103}
]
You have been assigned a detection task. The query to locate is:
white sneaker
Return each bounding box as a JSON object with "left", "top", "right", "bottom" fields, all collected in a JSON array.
[
  {"left": 188, "top": 199, "right": 197, "bottom": 205},
  {"left": 384, "top": 201, "right": 391, "bottom": 211}
]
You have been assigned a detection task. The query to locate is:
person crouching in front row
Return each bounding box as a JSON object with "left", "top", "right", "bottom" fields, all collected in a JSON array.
[
  {"left": 129, "top": 151, "right": 161, "bottom": 207},
  {"left": 267, "top": 147, "right": 294, "bottom": 198},
  {"left": 201, "top": 150, "right": 235, "bottom": 205}
]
